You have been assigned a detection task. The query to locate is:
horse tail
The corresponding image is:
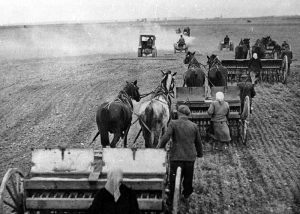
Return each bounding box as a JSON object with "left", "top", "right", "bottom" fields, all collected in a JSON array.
[
  {"left": 91, "top": 131, "right": 100, "bottom": 143},
  {"left": 145, "top": 105, "right": 153, "bottom": 131},
  {"left": 91, "top": 104, "right": 110, "bottom": 146}
]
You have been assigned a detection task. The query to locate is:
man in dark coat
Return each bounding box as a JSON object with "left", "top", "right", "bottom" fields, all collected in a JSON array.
[
  {"left": 88, "top": 168, "right": 140, "bottom": 214},
  {"left": 159, "top": 105, "right": 203, "bottom": 206},
  {"left": 178, "top": 35, "right": 186, "bottom": 47}
]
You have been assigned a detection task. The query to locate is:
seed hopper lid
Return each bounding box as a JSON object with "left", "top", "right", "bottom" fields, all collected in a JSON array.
[
  {"left": 30, "top": 148, "right": 94, "bottom": 176},
  {"left": 102, "top": 148, "right": 167, "bottom": 175}
]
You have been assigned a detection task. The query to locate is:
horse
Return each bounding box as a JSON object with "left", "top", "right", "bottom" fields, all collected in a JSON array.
[
  {"left": 235, "top": 39, "right": 250, "bottom": 59},
  {"left": 91, "top": 80, "right": 141, "bottom": 148},
  {"left": 138, "top": 70, "right": 176, "bottom": 148},
  {"left": 207, "top": 54, "right": 228, "bottom": 87},
  {"left": 183, "top": 51, "right": 206, "bottom": 87}
]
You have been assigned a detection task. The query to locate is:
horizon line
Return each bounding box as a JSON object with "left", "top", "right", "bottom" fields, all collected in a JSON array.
[{"left": 0, "top": 14, "right": 299, "bottom": 27}]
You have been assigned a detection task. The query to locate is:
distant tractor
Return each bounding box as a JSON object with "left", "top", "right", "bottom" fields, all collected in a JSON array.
[
  {"left": 174, "top": 43, "right": 188, "bottom": 53},
  {"left": 175, "top": 28, "right": 181, "bottom": 34},
  {"left": 138, "top": 35, "right": 157, "bottom": 57},
  {"left": 183, "top": 27, "right": 190, "bottom": 37},
  {"left": 219, "top": 41, "right": 234, "bottom": 51}
]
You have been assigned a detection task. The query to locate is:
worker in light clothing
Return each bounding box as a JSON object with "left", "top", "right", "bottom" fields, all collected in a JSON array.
[{"left": 207, "top": 92, "right": 231, "bottom": 150}]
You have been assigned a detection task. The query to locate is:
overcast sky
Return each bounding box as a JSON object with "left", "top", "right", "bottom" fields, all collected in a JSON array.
[{"left": 0, "top": 0, "right": 299, "bottom": 25}]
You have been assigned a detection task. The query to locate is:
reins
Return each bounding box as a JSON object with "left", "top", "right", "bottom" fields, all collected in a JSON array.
[{"left": 188, "top": 56, "right": 216, "bottom": 87}]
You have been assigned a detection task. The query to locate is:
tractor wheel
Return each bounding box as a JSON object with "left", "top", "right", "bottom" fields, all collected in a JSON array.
[
  {"left": 152, "top": 49, "right": 157, "bottom": 57},
  {"left": 138, "top": 48, "right": 142, "bottom": 57},
  {"left": 230, "top": 43, "right": 234, "bottom": 51},
  {"left": 0, "top": 168, "right": 25, "bottom": 214},
  {"left": 219, "top": 43, "right": 222, "bottom": 51},
  {"left": 281, "top": 55, "right": 288, "bottom": 84}
]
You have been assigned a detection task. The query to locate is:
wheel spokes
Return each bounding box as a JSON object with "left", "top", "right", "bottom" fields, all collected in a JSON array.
[
  {"left": 0, "top": 168, "right": 24, "bottom": 214},
  {"left": 3, "top": 199, "right": 18, "bottom": 210}
]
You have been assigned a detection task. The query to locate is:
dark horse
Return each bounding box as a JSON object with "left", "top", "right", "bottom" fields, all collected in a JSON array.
[
  {"left": 138, "top": 71, "right": 176, "bottom": 148},
  {"left": 183, "top": 51, "right": 206, "bottom": 87},
  {"left": 235, "top": 38, "right": 250, "bottom": 59},
  {"left": 91, "top": 81, "right": 141, "bottom": 148},
  {"left": 207, "top": 54, "right": 228, "bottom": 87}
]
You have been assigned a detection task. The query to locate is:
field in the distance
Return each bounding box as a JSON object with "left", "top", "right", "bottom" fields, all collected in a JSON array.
[{"left": 0, "top": 16, "right": 299, "bottom": 213}]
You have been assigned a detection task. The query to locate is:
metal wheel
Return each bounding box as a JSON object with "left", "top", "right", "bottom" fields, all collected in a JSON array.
[
  {"left": 138, "top": 48, "right": 142, "bottom": 57},
  {"left": 172, "top": 167, "right": 182, "bottom": 214},
  {"left": 0, "top": 168, "right": 25, "bottom": 214},
  {"left": 281, "top": 55, "right": 288, "bottom": 84},
  {"left": 152, "top": 49, "right": 157, "bottom": 57},
  {"left": 219, "top": 43, "right": 222, "bottom": 51},
  {"left": 230, "top": 43, "right": 234, "bottom": 51},
  {"left": 240, "top": 96, "right": 250, "bottom": 144}
]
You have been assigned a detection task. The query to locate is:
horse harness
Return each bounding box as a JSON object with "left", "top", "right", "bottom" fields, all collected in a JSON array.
[{"left": 104, "top": 90, "right": 133, "bottom": 111}]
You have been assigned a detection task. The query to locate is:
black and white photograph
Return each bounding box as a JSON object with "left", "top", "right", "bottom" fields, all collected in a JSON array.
[{"left": 0, "top": 0, "right": 299, "bottom": 213}]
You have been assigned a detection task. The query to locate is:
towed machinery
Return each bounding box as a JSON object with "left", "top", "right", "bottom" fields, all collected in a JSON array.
[
  {"left": 222, "top": 36, "right": 292, "bottom": 84},
  {"left": 219, "top": 40, "right": 234, "bottom": 51},
  {"left": 0, "top": 148, "right": 183, "bottom": 214},
  {"left": 182, "top": 27, "right": 190, "bottom": 37},
  {"left": 175, "top": 86, "right": 250, "bottom": 144},
  {"left": 138, "top": 35, "right": 157, "bottom": 57}
]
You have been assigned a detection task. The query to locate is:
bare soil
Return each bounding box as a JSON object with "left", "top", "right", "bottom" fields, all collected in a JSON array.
[{"left": 0, "top": 17, "right": 299, "bottom": 213}]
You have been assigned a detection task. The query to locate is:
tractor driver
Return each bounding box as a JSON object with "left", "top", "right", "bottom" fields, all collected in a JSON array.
[
  {"left": 178, "top": 35, "right": 186, "bottom": 47},
  {"left": 147, "top": 37, "right": 153, "bottom": 49},
  {"left": 224, "top": 35, "right": 230, "bottom": 45}
]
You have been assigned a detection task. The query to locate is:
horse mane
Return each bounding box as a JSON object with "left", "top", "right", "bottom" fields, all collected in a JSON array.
[
  {"left": 114, "top": 84, "right": 135, "bottom": 109},
  {"left": 188, "top": 56, "right": 201, "bottom": 69},
  {"left": 151, "top": 85, "right": 172, "bottom": 107}
]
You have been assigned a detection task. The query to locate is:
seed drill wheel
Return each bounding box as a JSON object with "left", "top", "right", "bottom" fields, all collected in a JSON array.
[
  {"left": 240, "top": 96, "right": 250, "bottom": 144},
  {"left": 281, "top": 55, "right": 288, "bottom": 84},
  {"left": 0, "top": 168, "right": 25, "bottom": 214},
  {"left": 172, "top": 167, "right": 182, "bottom": 214}
]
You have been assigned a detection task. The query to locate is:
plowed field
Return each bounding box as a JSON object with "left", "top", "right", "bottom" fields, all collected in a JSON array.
[{"left": 0, "top": 17, "right": 299, "bottom": 213}]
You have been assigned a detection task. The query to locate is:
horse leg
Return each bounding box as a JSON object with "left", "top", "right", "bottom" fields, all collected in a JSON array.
[
  {"left": 123, "top": 126, "right": 130, "bottom": 148},
  {"left": 110, "top": 132, "right": 122, "bottom": 148},
  {"left": 142, "top": 128, "right": 152, "bottom": 148},
  {"left": 100, "top": 129, "right": 110, "bottom": 148}
]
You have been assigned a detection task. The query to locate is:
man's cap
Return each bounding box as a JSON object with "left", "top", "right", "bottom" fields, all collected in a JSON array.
[{"left": 177, "top": 105, "right": 191, "bottom": 116}]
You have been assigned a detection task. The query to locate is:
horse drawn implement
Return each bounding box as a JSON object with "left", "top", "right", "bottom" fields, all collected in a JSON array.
[
  {"left": 221, "top": 59, "right": 287, "bottom": 84},
  {"left": 0, "top": 148, "right": 182, "bottom": 214},
  {"left": 222, "top": 36, "right": 292, "bottom": 84},
  {"left": 175, "top": 86, "right": 250, "bottom": 144}
]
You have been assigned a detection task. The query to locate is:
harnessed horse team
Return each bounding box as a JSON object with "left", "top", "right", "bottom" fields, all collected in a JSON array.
[{"left": 91, "top": 51, "right": 254, "bottom": 148}]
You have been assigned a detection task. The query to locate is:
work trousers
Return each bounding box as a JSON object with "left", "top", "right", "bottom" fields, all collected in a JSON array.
[{"left": 169, "top": 161, "right": 194, "bottom": 202}]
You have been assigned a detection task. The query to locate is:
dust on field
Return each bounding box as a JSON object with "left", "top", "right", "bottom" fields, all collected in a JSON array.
[{"left": 0, "top": 17, "right": 300, "bottom": 213}]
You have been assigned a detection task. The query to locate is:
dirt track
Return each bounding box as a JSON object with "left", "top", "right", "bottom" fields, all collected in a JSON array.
[{"left": 1, "top": 19, "right": 300, "bottom": 213}]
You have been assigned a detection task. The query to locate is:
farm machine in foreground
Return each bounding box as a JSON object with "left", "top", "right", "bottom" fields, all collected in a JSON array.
[{"left": 0, "top": 148, "right": 183, "bottom": 213}]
